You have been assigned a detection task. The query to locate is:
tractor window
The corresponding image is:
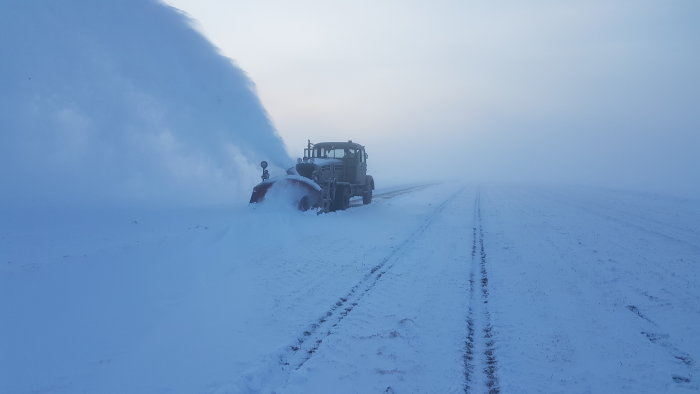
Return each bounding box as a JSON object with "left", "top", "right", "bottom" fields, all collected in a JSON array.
[
  {"left": 307, "top": 148, "right": 325, "bottom": 158},
  {"left": 323, "top": 148, "right": 349, "bottom": 158},
  {"left": 308, "top": 147, "right": 361, "bottom": 159}
]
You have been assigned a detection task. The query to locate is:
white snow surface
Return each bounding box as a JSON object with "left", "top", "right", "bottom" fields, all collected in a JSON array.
[{"left": 2, "top": 183, "right": 699, "bottom": 393}]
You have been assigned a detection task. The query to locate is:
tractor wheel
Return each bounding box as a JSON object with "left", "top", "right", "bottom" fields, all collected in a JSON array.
[
  {"left": 297, "top": 195, "right": 311, "bottom": 211},
  {"left": 333, "top": 185, "right": 350, "bottom": 211},
  {"left": 343, "top": 189, "right": 350, "bottom": 209},
  {"left": 363, "top": 177, "right": 373, "bottom": 205},
  {"left": 362, "top": 187, "right": 372, "bottom": 204}
]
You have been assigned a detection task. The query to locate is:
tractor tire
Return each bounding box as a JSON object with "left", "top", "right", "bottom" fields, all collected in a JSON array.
[
  {"left": 297, "top": 195, "right": 311, "bottom": 211},
  {"left": 363, "top": 176, "right": 374, "bottom": 205},
  {"left": 332, "top": 185, "right": 350, "bottom": 211},
  {"left": 362, "top": 188, "right": 372, "bottom": 204}
]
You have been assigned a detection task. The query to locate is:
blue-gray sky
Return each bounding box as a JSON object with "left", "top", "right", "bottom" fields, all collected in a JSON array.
[{"left": 165, "top": 0, "right": 700, "bottom": 196}]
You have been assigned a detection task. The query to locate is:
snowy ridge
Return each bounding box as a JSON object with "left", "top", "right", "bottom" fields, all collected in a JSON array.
[{"left": 0, "top": 0, "right": 289, "bottom": 207}]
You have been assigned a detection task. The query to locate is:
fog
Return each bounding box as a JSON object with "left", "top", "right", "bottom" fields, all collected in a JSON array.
[
  {"left": 168, "top": 0, "right": 700, "bottom": 197},
  {"left": 3, "top": 1, "right": 698, "bottom": 210},
  {"left": 1, "top": 0, "right": 289, "bottom": 208}
]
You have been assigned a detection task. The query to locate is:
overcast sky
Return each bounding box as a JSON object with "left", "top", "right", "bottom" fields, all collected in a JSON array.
[{"left": 164, "top": 0, "right": 699, "bottom": 196}]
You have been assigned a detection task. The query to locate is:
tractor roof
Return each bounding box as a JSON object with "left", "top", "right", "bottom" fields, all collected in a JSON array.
[{"left": 313, "top": 141, "right": 364, "bottom": 150}]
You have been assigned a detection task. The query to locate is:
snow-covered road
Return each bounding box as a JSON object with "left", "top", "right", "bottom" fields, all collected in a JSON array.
[{"left": 2, "top": 183, "right": 699, "bottom": 393}]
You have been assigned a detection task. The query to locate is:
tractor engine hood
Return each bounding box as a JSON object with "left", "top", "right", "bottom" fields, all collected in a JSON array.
[{"left": 296, "top": 157, "right": 343, "bottom": 179}]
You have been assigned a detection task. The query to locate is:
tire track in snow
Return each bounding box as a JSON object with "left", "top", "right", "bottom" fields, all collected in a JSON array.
[
  {"left": 464, "top": 190, "right": 501, "bottom": 394},
  {"left": 552, "top": 190, "right": 700, "bottom": 245},
  {"left": 281, "top": 188, "right": 463, "bottom": 371},
  {"left": 463, "top": 205, "right": 477, "bottom": 389},
  {"left": 519, "top": 188, "right": 698, "bottom": 387},
  {"left": 349, "top": 183, "right": 440, "bottom": 207},
  {"left": 625, "top": 304, "right": 697, "bottom": 386},
  {"left": 371, "top": 183, "right": 439, "bottom": 201},
  {"left": 533, "top": 189, "right": 700, "bottom": 252}
]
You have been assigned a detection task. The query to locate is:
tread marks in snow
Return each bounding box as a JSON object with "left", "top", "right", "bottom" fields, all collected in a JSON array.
[
  {"left": 626, "top": 304, "right": 696, "bottom": 386},
  {"left": 349, "top": 183, "right": 438, "bottom": 207},
  {"left": 463, "top": 211, "right": 477, "bottom": 390},
  {"left": 464, "top": 190, "right": 501, "bottom": 394},
  {"left": 282, "top": 188, "right": 463, "bottom": 370}
]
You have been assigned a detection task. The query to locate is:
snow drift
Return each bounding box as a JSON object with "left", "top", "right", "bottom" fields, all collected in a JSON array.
[{"left": 0, "top": 0, "right": 290, "bottom": 207}]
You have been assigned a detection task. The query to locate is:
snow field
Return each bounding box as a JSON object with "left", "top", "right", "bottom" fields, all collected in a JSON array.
[
  {"left": 484, "top": 186, "right": 700, "bottom": 393},
  {"left": 0, "top": 183, "right": 462, "bottom": 393},
  {"left": 278, "top": 186, "right": 474, "bottom": 393},
  {"left": 2, "top": 183, "right": 699, "bottom": 393}
]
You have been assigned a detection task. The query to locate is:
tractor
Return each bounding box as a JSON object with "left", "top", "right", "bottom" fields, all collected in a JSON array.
[{"left": 249, "top": 140, "right": 374, "bottom": 212}]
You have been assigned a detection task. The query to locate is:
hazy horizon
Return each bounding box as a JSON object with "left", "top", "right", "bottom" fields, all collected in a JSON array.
[
  {"left": 167, "top": 0, "right": 700, "bottom": 198},
  {"left": 2, "top": 0, "right": 698, "bottom": 209}
]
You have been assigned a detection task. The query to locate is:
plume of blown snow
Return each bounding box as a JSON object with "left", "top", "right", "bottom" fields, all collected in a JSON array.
[{"left": 0, "top": 0, "right": 290, "bottom": 208}]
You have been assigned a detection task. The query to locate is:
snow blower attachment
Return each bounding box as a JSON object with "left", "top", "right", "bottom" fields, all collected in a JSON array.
[{"left": 249, "top": 140, "right": 375, "bottom": 213}]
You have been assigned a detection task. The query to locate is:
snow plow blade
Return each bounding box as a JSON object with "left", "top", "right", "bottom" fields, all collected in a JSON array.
[{"left": 249, "top": 175, "right": 323, "bottom": 211}]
